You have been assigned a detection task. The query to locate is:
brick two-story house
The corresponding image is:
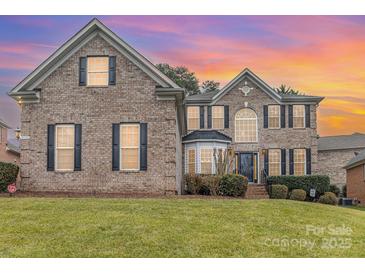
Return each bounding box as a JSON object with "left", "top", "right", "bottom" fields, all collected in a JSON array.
[{"left": 8, "top": 18, "right": 324, "bottom": 195}]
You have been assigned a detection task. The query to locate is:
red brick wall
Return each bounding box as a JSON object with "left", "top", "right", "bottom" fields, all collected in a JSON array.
[{"left": 346, "top": 164, "right": 365, "bottom": 204}]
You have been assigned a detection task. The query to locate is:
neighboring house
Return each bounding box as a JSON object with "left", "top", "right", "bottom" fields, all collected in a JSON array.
[
  {"left": 8, "top": 18, "right": 325, "bottom": 195},
  {"left": 0, "top": 118, "right": 20, "bottom": 164},
  {"left": 318, "top": 133, "right": 365, "bottom": 188},
  {"left": 344, "top": 149, "right": 365, "bottom": 204}
]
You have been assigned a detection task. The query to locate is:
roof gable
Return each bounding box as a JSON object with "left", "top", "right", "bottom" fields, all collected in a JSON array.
[
  {"left": 9, "top": 18, "right": 179, "bottom": 96},
  {"left": 212, "top": 68, "right": 282, "bottom": 104}
]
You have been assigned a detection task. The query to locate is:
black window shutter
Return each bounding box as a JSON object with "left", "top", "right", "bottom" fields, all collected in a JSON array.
[
  {"left": 74, "top": 124, "right": 82, "bottom": 171},
  {"left": 264, "top": 150, "right": 269, "bottom": 176},
  {"left": 140, "top": 123, "right": 148, "bottom": 171},
  {"left": 281, "top": 149, "right": 286, "bottom": 175},
  {"left": 263, "top": 105, "right": 268, "bottom": 128},
  {"left": 224, "top": 106, "right": 229, "bottom": 128},
  {"left": 289, "top": 149, "right": 294, "bottom": 175},
  {"left": 112, "top": 124, "right": 120, "bottom": 171},
  {"left": 207, "top": 106, "right": 212, "bottom": 129},
  {"left": 47, "top": 125, "right": 55, "bottom": 171},
  {"left": 109, "top": 56, "right": 116, "bottom": 85},
  {"left": 305, "top": 105, "right": 311, "bottom": 128},
  {"left": 79, "top": 57, "right": 87, "bottom": 86},
  {"left": 288, "top": 105, "right": 293, "bottom": 128},
  {"left": 280, "top": 105, "right": 286, "bottom": 128},
  {"left": 199, "top": 106, "right": 205, "bottom": 129},
  {"left": 306, "top": 148, "right": 312, "bottom": 175}
]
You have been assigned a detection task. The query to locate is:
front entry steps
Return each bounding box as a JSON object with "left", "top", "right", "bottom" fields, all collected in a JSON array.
[{"left": 245, "top": 184, "right": 269, "bottom": 199}]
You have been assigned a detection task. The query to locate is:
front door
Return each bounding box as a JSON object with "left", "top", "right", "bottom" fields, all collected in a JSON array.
[{"left": 238, "top": 152, "right": 258, "bottom": 183}]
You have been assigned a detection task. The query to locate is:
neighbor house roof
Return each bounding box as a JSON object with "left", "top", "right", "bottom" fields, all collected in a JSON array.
[
  {"left": 184, "top": 68, "right": 324, "bottom": 105},
  {"left": 182, "top": 130, "right": 232, "bottom": 143},
  {"left": 318, "top": 133, "right": 365, "bottom": 151},
  {"left": 343, "top": 149, "right": 365, "bottom": 169},
  {"left": 6, "top": 139, "right": 20, "bottom": 155},
  {"left": 8, "top": 18, "right": 183, "bottom": 103},
  {"left": 0, "top": 118, "right": 10, "bottom": 129}
]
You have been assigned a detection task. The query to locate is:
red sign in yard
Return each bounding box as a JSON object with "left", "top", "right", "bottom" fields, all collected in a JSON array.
[{"left": 7, "top": 183, "right": 17, "bottom": 194}]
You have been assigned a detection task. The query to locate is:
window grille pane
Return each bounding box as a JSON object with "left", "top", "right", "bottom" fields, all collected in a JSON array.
[
  {"left": 56, "top": 148, "right": 74, "bottom": 170},
  {"left": 235, "top": 108, "right": 257, "bottom": 142},
  {"left": 188, "top": 149, "right": 196, "bottom": 174},
  {"left": 120, "top": 124, "right": 140, "bottom": 170},
  {"left": 269, "top": 149, "right": 281, "bottom": 176},
  {"left": 87, "top": 57, "right": 108, "bottom": 86},
  {"left": 212, "top": 106, "right": 224, "bottom": 129},
  {"left": 268, "top": 105, "right": 280, "bottom": 128},
  {"left": 200, "top": 148, "right": 212, "bottom": 174},
  {"left": 121, "top": 148, "right": 139, "bottom": 170},
  {"left": 187, "top": 106, "right": 200, "bottom": 130},
  {"left": 293, "top": 105, "right": 305, "bottom": 128},
  {"left": 294, "top": 149, "right": 306, "bottom": 175}
]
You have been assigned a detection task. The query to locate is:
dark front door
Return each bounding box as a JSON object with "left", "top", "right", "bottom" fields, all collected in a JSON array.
[{"left": 238, "top": 152, "right": 258, "bottom": 183}]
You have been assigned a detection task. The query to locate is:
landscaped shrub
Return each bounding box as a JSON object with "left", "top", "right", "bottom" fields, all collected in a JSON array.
[
  {"left": 0, "top": 162, "right": 19, "bottom": 192},
  {"left": 218, "top": 174, "right": 248, "bottom": 197},
  {"left": 201, "top": 175, "right": 221, "bottom": 196},
  {"left": 270, "top": 184, "right": 288, "bottom": 199},
  {"left": 267, "top": 175, "right": 330, "bottom": 197},
  {"left": 184, "top": 174, "right": 203, "bottom": 195},
  {"left": 329, "top": 184, "right": 341, "bottom": 197},
  {"left": 318, "top": 192, "right": 338, "bottom": 205},
  {"left": 289, "top": 189, "right": 307, "bottom": 201}
]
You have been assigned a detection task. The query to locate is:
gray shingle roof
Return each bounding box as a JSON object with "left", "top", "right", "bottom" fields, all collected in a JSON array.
[
  {"left": 182, "top": 130, "right": 232, "bottom": 143},
  {"left": 344, "top": 149, "right": 365, "bottom": 169},
  {"left": 0, "top": 118, "right": 10, "bottom": 129},
  {"left": 318, "top": 133, "right": 365, "bottom": 151},
  {"left": 184, "top": 90, "right": 219, "bottom": 103}
]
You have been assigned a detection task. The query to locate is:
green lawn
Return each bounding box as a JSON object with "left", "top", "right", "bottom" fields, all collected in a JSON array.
[{"left": 0, "top": 197, "right": 364, "bottom": 257}]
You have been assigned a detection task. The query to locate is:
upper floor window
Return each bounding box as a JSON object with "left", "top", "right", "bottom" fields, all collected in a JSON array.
[
  {"left": 293, "top": 105, "right": 305, "bottom": 128},
  {"left": 212, "top": 106, "right": 224, "bottom": 129},
  {"left": 187, "top": 106, "right": 200, "bottom": 130},
  {"left": 268, "top": 105, "right": 280, "bottom": 129},
  {"left": 235, "top": 108, "right": 257, "bottom": 143},
  {"left": 87, "top": 57, "right": 109, "bottom": 86},
  {"left": 294, "top": 148, "right": 306, "bottom": 175},
  {"left": 120, "top": 124, "right": 140, "bottom": 171},
  {"left": 55, "top": 125, "right": 75, "bottom": 171}
]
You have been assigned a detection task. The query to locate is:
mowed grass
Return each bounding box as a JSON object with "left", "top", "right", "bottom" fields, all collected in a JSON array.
[{"left": 0, "top": 198, "right": 364, "bottom": 257}]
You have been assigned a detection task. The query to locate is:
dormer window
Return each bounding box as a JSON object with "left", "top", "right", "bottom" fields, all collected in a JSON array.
[{"left": 87, "top": 57, "right": 109, "bottom": 86}]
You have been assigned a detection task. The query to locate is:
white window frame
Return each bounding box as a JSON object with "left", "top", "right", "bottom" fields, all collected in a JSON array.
[
  {"left": 235, "top": 108, "right": 258, "bottom": 143},
  {"left": 200, "top": 148, "right": 213, "bottom": 174},
  {"left": 55, "top": 124, "right": 75, "bottom": 172},
  {"left": 294, "top": 148, "right": 306, "bottom": 176},
  {"left": 293, "top": 105, "right": 305, "bottom": 129},
  {"left": 187, "top": 106, "right": 200, "bottom": 130},
  {"left": 120, "top": 123, "right": 140, "bottom": 171},
  {"left": 268, "top": 149, "right": 281, "bottom": 176},
  {"left": 87, "top": 56, "right": 109, "bottom": 87},
  {"left": 212, "top": 106, "right": 224, "bottom": 129},
  {"left": 268, "top": 105, "right": 281, "bottom": 129}
]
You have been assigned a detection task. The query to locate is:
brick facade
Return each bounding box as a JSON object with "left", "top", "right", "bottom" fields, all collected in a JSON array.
[
  {"left": 185, "top": 77, "right": 319, "bottom": 182},
  {"left": 0, "top": 127, "right": 20, "bottom": 164},
  {"left": 346, "top": 164, "right": 365, "bottom": 204},
  {"left": 318, "top": 149, "right": 361, "bottom": 188},
  {"left": 20, "top": 35, "right": 178, "bottom": 194}
]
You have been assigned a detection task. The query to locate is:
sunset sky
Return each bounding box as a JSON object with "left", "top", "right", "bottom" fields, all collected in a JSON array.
[{"left": 0, "top": 16, "right": 365, "bottom": 136}]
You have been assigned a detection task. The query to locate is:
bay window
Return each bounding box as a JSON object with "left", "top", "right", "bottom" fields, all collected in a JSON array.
[
  {"left": 187, "top": 149, "right": 196, "bottom": 174},
  {"left": 200, "top": 148, "right": 213, "bottom": 174}
]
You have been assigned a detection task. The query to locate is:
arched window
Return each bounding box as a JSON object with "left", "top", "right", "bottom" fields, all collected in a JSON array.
[{"left": 235, "top": 108, "right": 257, "bottom": 142}]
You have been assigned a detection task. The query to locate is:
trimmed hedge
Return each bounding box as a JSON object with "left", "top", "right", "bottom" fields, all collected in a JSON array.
[
  {"left": 218, "top": 174, "right": 248, "bottom": 197},
  {"left": 184, "top": 174, "right": 248, "bottom": 197},
  {"left": 0, "top": 162, "right": 19, "bottom": 192},
  {"left": 290, "top": 189, "right": 307, "bottom": 201},
  {"left": 270, "top": 184, "right": 288, "bottom": 199},
  {"left": 318, "top": 192, "right": 338, "bottom": 205},
  {"left": 267, "top": 175, "right": 330, "bottom": 197}
]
